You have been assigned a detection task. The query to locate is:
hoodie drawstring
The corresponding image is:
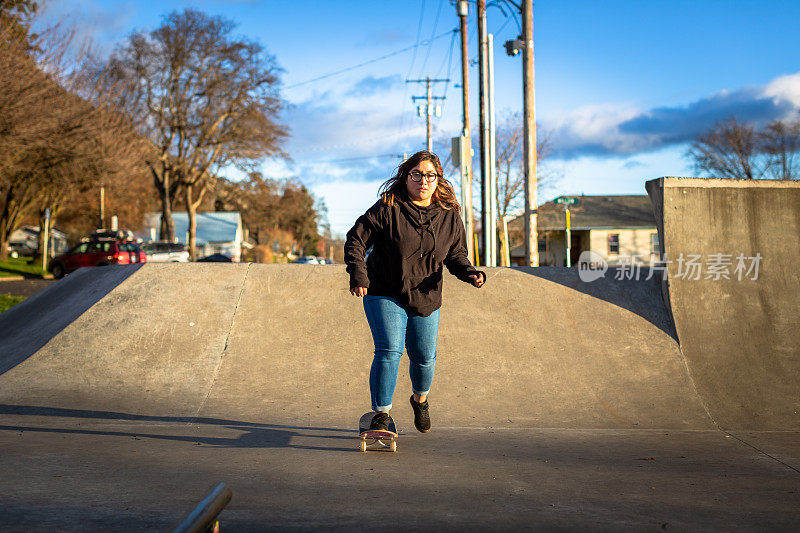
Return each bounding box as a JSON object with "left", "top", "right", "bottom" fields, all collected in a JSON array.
[
  {"left": 421, "top": 209, "right": 436, "bottom": 259},
  {"left": 406, "top": 202, "right": 437, "bottom": 260}
]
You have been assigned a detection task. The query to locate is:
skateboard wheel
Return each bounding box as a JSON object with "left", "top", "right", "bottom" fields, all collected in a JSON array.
[
  {"left": 390, "top": 440, "right": 397, "bottom": 452},
  {"left": 360, "top": 440, "right": 367, "bottom": 452}
]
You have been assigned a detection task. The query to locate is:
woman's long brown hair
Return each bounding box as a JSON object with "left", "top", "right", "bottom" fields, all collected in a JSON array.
[{"left": 378, "top": 150, "right": 461, "bottom": 213}]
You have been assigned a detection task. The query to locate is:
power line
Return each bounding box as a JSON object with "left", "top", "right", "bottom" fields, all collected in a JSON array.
[
  {"left": 488, "top": 0, "right": 522, "bottom": 33},
  {"left": 399, "top": 1, "right": 430, "bottom": 144},
  {"left": 406, "top": 0, "right": 428, "bottom": 79},
  {"left": 420, "top": 0, "right": 445, "bottom": 76},
  {"left": 434, "top": 25, "right": 458, "bottom": 81},
  {"left": 285, "top": 28, "right": 455, "bottom": 89},
  {"left": 439, "top": 28, "right": 458, "bottom": 101},
  {"left": 300, "top": 154, "right": 401, "bottom": 164},
  {"left": 290, "top": 127, "right": 425, "bottom": 156},
  {"left": 492, "top": 12, "right": 514, "bottom": 37}
]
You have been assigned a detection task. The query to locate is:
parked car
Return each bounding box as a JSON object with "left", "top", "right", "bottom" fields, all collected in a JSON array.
[
  {"left": 49, "top": 238, "right": 147, "bottom": 279},
  {"left": 293, "top": 256, "right": 320, "bottom": 264},
  {"left": 197, "top": 253, "right": 232, "bottom": 262},
  {"left": 9, "top": 241, "right": 36, "bottom": 254},
  {"left": 7, "top": 242, "right": 35, "bottom": 258},
  {"left": 140, "top": 241, "right": 190, "bottom": 263}
]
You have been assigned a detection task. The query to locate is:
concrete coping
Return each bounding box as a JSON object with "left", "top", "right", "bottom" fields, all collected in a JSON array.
[{"left": 652, "top": 176, "right": 800, "bottom": 189}]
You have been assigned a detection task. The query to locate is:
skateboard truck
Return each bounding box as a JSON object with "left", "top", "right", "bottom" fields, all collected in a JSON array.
[{"left": 358, "top": 412, "right": 398, "bottom": 452}]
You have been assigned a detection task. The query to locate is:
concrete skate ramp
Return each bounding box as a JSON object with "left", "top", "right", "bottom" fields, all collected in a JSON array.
[
  {"left": 0, "top": 263, "right": 248, "bottom": 418},
  {"left": 647, "top": 177, "right": 800, "bottom": 431},
  {"left": 0, "top": 262, "right": 713, "bottom": 430},
  {"left": 0, "top": 265, "right": 144, "bottom": 374}
]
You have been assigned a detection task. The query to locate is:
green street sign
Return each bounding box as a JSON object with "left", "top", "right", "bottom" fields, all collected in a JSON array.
[{"left": 554, "top": 196, "right": 579, "bottom": 205}]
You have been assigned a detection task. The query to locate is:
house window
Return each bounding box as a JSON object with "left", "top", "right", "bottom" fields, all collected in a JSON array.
[
  {"left": 607, "top": 234, "right": 619, "bottom": 255},
  {"left": 651, "top": 233, "right": 660, "bottom": 255},
  {"left": 538, "top": 235, "right": 547, "bottom": 252}
]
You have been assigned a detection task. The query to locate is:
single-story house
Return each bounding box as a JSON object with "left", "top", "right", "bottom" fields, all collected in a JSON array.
[
  {"left": 9, "top": 225, "right": 70, "bottom": 256},
  {"left": 509, "top": 195, "right": 659, "bottom": 267},
  {"left": 137, "top": 211, "right": 248, "bottom": 262}
]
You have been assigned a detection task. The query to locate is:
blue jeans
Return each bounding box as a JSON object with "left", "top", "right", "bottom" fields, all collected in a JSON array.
[{"left": 363, "top": 294, "right": 440, "bottom": 411}]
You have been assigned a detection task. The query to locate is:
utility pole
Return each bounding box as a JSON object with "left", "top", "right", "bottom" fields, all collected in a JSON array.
[
  {"left": 477, "top": 0, "right": 489, "bottom": 266},
  {"left": 522, "top": 0, "right": 538, "bottom": 267},
  {"left": 503, "top": 0, "right": 539, "bottom": 266},
  {"left": 407, "top": 77, "right": 448, "bottom": 152},
  {"left": 487, "top": 33, "right": 497, "bottom": 267},
  {"left": 456, "top": 0, "right": 474, "bottom": 263},
  {"left": 99, "top": 183, "right": 105, "bottom": 229},
  {"left": 42, "top": 208, "right": 50, "bottom": 272}
]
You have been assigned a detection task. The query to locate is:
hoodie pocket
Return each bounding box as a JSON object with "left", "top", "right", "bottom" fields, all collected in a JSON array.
[
  {"left": 404, "top": 272, "right": 443, "bottom": 312},
  {"left": 408, "top": 272, "right": 442, "bottom": 294}
]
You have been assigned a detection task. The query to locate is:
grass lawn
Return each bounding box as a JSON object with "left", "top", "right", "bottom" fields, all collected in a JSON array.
[
  {"left": 0, "top": 293, "right": 26, "bottom": 313},
  {"left": 0, "top": 256, "right": 48, "bottom": 278}
]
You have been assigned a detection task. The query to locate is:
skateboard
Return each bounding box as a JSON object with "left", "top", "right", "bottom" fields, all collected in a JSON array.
[{"left": 358, "top": 412, "right": 398, "bottom": 452}]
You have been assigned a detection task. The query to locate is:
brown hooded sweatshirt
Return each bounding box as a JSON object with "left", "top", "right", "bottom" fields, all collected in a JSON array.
[{"left": 344, "top": 199, "right": 484, "bottom": 317}]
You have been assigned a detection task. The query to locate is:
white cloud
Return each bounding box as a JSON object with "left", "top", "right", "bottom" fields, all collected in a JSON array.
[
  {"left": 545, "top": 71, "right": 800, "bottom": 160},
  {"left": 277, "top": 67, "right": 800, "bottom": 235},
  {"left": 762, "top": 72, "right": 800, "bottom": 108}
]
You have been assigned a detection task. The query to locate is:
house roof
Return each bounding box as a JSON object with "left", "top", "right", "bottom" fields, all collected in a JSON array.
[
  {"left": 510, "top": 195, "right": 656, "bottom": 232},
  {"left": 11, "top": 225, "right": 68, "bottom": 241},
  {"left": 140, "top": 212, "right": 241, "bottom": 244}
]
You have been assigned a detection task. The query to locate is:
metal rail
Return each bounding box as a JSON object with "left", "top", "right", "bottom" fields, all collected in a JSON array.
[{"left": 171, "top": 482, "right": 232, "bottom": 533}]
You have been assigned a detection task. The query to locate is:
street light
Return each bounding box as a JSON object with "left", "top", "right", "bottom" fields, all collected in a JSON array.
[{"left": 504, "top": 38, "right": 523, "bottom": 56}]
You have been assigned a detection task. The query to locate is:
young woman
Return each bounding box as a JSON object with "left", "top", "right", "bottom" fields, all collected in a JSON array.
[{"left": 344, "top": 150, "right": 485, "bottom": 433}]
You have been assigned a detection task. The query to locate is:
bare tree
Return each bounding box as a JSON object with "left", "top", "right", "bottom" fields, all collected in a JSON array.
[
  {"left": 761, "top": 118, "right": 800, "bottom": 180},
  {"left": 0, "top": 0, "right": 39, "bottom": 48},
  {"left": 688, "top": 117, "right": 766, "bottom": 180},
  {"left": 0, "top": 22, "right": 70, "bottom": 260},
  {"left": 216, "top": 172, "right": 279, "bottom": 245},
  {"left": 100, "top": 9, "right": 288, "bottom": 259},
  {"left": 215, "top": 173, "right": 323, "bottom": 256},
  {"left": 491, "top": 111, "right": 559, "bottom": 264},
  {"left": 0, "top": 13, "right": 151, "bottom": 262}
]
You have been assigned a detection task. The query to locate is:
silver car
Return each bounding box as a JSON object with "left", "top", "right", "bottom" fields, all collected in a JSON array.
[
  {"left": 140, "top": 241, "right": 190, "bottom": 262},
  {"left": 293, "top": 256, "right": 320, "bottom": 264}
]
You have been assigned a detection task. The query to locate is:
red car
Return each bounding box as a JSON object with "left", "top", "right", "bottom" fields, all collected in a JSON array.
[{"left": 49, "top": 239, "right": 147, "bottom": 279}]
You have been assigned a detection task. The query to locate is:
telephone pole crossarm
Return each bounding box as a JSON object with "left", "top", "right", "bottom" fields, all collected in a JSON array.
[{"left": 407, "top": 77, "right": 450, "bottom": 152}]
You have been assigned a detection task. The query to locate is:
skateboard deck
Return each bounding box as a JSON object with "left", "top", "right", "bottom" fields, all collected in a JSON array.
[{"left": 358, "top": 412, "right": 398, "bottom": 452}]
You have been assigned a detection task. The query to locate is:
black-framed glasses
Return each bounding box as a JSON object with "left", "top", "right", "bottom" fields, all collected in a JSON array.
[{"left": 408, "top": 171, "right": 440, "bottom": 183}]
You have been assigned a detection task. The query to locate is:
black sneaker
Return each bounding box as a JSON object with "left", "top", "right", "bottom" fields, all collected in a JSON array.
[
  {"left": 369, "top": 412, "right": 391, "bottom": 431},
  {"left": 410, "top": 395, "right": 431, "bottom": 433}
]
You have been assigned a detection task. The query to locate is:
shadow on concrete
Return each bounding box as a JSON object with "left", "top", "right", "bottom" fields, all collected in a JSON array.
[
  {"left": 3, "top": 424, "right": 798, "bottom": 532},
  {"left": 0, "top": 404, "right": 356, "bottom": 452},
  {"left": 513, "top": 266, "right": 677, "bottom": 340},
  {"left": 0, "top": 265, "right": 144, "bottom": 376}
]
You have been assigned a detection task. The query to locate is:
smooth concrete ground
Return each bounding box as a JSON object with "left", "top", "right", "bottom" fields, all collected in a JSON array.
[{"left": 1, "top": 412, "right": 798, "bottom": 532}]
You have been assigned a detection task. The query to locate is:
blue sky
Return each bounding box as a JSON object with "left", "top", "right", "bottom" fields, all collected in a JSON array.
[{"left": 41, "top": 1, "right": 800, "bottom": 234}]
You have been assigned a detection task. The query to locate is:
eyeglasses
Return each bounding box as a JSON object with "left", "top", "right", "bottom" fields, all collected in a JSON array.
[{"left": 408, "top": 171, "right": 440, "bottom": 183}]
